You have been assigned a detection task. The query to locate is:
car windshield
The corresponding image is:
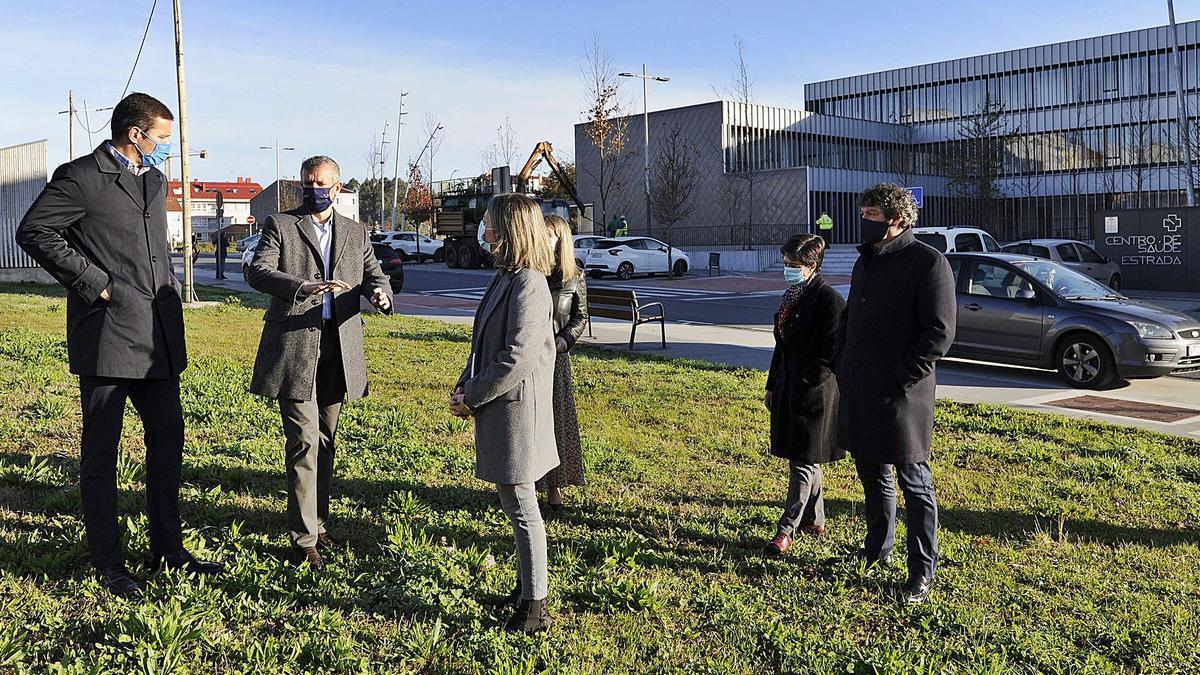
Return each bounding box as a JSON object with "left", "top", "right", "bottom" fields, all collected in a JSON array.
[{"left": 1012, "top": 260, "right": 1119, "bottom": 300}]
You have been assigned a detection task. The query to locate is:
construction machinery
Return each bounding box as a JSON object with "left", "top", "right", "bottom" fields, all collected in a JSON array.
[{"left": 434, "top": 141, "right": 593, "bottom": 269}]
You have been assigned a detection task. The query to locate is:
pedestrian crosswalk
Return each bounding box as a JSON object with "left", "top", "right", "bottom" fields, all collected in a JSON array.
[{"left": 417, "top": 282, "right": 782, "bottom": 303}]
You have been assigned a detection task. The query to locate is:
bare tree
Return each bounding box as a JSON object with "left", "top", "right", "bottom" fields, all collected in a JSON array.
[
  {"left": 719, "top": 178, "right": 746, "bottom": 246},
  {"left": 713, "top": 35, "right": 754, "bottom": 103},
  {"left": 1120, "top": 97, "right": 1154, "bottom": 209},
  {"left": 650, "top": 124, "right": 699, "bottom": 274},
  {"left": 937, "top": 92, "right": 1017, "bottom": 234},
  {"left": 887, "top": 114, "right": 920, "bottom": 189},
  {"left": 1008, "top": 108, "right": 1046, "bottom": 239},
  {"left": 578, "top": 34, "right": 635, "bottom": 228},
  {"left": 423, "top": 113, "right": 444, "bottom": 193},
  {"left": 482, "top": 116, "right": 520, "bottom": 171}
]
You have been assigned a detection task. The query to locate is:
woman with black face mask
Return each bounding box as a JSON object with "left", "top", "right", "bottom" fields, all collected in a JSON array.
[{"left": 762, "top": 233, "right": 847, "bottom": 556}]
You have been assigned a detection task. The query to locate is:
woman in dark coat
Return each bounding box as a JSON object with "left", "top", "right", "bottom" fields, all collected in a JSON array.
[
  {"left": 762, "top": 233, "right": 846, "bottom": 556},
  {"left": 536, "top": 215, "right": 588, "bottom": 511}
]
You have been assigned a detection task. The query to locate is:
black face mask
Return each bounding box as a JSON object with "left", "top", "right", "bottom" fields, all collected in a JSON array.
[{"left": 859, "top": 217, "right": 889, "bottom": 244}]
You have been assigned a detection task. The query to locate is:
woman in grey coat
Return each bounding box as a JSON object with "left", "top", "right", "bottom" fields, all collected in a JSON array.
[
  {"left": 450, "top": 193, "right": 558, "bottom": 634},
  {"left": 536, "top": 215, "right": 588, "bottom": 512}
]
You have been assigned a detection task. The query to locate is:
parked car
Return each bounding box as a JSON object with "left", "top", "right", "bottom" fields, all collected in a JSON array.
[
  {"left": 372, "top": 243, "right": 405, "bottom": 292},
  {"left": 943, "top": 252, "right": 1200, "bottom": 388},
  {"left": 236, "top": 234, "right": 261, "bottom": 253},
  {"left": 572, "top": 234, "right": 604, "bottom": 270},
  {"left": 913, "top": 226, "right": 1002, "bottom": 254},
  {"left": 371, "top": 231, "right": 443, "bottom": 262},
  {"left": 240, "top": 238, "right": 258, "bottom": 274},
  {"left": 585, "top": 237, "right": 691, "bottom": 280},
  {"left": 1001, "top": 239, "right": 1123, "bottom": 291}
]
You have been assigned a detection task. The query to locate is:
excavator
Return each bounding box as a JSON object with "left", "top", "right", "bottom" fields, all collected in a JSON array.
[{"left": 435, "top": 142, "right": 594, "bottom": 269}]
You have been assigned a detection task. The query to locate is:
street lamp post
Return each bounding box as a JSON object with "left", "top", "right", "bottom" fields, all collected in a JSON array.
[
  {"left": 260, "top": 141, "right": 295, "bottom": 214},
  {"left": 619, "top": 64, "right": 670, "bottom": 236}
]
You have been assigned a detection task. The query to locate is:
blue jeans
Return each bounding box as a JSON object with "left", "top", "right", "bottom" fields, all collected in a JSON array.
[{"left": 854, "top": 460, "right": 939, "bottom": 581}]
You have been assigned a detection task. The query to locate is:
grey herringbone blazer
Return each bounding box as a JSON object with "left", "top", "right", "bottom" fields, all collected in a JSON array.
[
  {"left": 460, "top": 268, "right": 558, "bottom": 485},
  {"left": 245, "top": 208, "right": 391, "bottom": 402}
]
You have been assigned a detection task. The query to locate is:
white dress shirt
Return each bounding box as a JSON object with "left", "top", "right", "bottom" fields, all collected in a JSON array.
[{"left": 312, "top": 213, "right": 334, "bottom": 320}]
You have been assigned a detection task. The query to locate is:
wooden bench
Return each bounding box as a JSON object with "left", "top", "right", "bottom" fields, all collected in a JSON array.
[{"left": 586, "top": 287, "right": 666, "bottom": 351}]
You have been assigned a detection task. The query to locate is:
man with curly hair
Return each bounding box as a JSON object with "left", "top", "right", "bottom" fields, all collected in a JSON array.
[{"left": 835, "top": 183, "right": 956, "bottom": 605}]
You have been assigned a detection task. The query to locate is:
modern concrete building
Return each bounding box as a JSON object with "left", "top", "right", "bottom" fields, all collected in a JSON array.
[{"left": 576, "top": 21, "right": 1200, "bottom": 257}]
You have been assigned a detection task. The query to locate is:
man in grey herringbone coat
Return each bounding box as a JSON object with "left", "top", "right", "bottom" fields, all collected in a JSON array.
[{"left": 245, "top": 155, "right": 392, "bottom": 569}]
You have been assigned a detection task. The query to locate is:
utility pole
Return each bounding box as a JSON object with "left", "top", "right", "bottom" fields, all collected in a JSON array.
[
  {"left": 57, "top": 94, "right": 111, "bottom": 162},
  {"left": 619, "top": 64, "right": 671, "bottom": 236},
  {"left": 173, "top": 0, "right": 196, "bottom": 302},
  {"left": 260, "top": 141, "right": 295, "bottom": 213},
  {"left": 391, "top": 92, "right": 408, "bottom": 230},
  {"left": 380, "top": 119, "right": 391, "bottom": 231},
  {"left": 1168, "top": 0, "right": 1196, "bottom": 206},
  {"left": 399, "top": 123, "right": 443, "bottom": 225},
  {"left": 65, "top": 90, "right": 74, "bottom": 161}
]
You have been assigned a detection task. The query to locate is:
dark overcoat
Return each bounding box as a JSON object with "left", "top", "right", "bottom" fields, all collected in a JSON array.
[
  {"left": 16, "top": 144, "right": 186, "bottom": 378},
  {"left": 766, "top": 274, "right": 846, "bottom": 464},
  {"left": 836, "top": 230, "right": 957, "bottom": 464},
  {"left": 245, "top": 208, "right": 391, "bottom": 402}
]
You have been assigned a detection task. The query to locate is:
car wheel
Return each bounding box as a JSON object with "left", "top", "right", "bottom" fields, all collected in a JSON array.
[
  {"left": 444, "top": 245, "right": 461, "bottom": 269},
  {"left": 433, "top": 248, "right": 445, "bottom": 263},
  {"left": 396, "top": 249, "right": 411, "bottom": 263},
  {"left": 1056, "top": 333, "right": 1117, "bottom": 390},
  {"left": 459, "top": 244, "right": 479, "bottom": 269},
  {"left": 617, "top": 262, "right": 635, "bottom": 280},
  {"left": 672, "top": 259, "right": 688, "bottom": 277},
  {"left": 1108, "top": 274, "right": 1121, "bottom": 292}
]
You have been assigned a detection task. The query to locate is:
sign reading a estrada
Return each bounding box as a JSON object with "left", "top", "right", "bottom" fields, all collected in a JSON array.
[{"left": 1094, "top": 208, "right": 1199, "bottom": 292}]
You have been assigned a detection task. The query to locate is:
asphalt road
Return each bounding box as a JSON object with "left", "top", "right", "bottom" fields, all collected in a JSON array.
[{"left": 399, "top": 262, "right": 786, "bottom": 328}]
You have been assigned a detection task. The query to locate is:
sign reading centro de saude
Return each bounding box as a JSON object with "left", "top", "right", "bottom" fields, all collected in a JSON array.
[{"left": 1093, "top": 207, "right": 1199, "bottom": 292}]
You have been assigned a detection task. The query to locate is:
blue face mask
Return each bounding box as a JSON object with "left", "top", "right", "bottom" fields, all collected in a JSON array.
[
  {"left": 477, "top": 222, "right": 492, "bottom": 253},
  {"left": 135, "top": 128, "right": 172, "bottom": 167},
  {"left": 302, "top": 186, "right": 334, "bottom": 214},
  {"left": 784, "top": 266, "right": 808, "bottom": 286}
]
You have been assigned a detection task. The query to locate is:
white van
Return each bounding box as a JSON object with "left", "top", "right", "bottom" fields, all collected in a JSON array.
[{"left": 913, "top": 226, "right": 1002, "bottom": 254}]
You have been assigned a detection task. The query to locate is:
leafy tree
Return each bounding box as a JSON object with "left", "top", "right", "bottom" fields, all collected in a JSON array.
[
  {"left": 400, "top": 163, "right": 432, "bottom": 227},
  {"left": 578, "top": 34, "right": 634, "bottom": 228}
]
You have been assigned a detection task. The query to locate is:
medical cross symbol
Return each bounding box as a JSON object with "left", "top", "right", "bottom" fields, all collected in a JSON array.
[{"left": 1163, "top": 214, "right": 1182, "bottom": 232}]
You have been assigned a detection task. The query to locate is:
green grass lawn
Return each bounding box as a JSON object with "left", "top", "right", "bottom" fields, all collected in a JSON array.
[{"left": 0, "top": 282, "right": 1197, "bottom": 674}]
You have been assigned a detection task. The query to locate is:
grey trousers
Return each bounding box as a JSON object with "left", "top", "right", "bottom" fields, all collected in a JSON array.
[
  {"left": 497, "top": 482, "right": 548, "bottom": 601},
  {"left": 280, "top": 325, "right": 346, "bottom": 549},
  {"left": 855, "top": 460, "right": 939, "bottom": 582},
  {"left": 777, "top": 462, "right": 825, "bottom": 536}
]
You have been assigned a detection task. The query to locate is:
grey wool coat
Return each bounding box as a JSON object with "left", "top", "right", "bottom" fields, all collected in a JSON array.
[
  {"left": 835, "top": 229, "right": 957, "bottom": 465},
  {"left": 459, "top": 268, "right": 559, "bottom": 485},
  {"left": 245, "top": 208, "right": 391, "bottom": 402}
]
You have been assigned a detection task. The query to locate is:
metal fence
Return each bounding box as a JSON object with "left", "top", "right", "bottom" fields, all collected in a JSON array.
[{"left": 0, "top": 140, "right": 47, "bottom": 269}]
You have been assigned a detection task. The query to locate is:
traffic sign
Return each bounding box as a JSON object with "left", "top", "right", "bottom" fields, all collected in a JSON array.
[
  {"left": 906, "top": 187, "right": 924, "bottom": 209},
  {"left": 246, "top": 215, "right": 256, "bottom": 226}
]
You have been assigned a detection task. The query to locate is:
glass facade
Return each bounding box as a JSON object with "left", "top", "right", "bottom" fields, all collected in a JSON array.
[{"left": 720, "top": 23, "right": 1200, "bottom": 242}]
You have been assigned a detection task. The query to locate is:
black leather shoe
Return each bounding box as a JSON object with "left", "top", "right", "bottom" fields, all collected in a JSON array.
[
  {"left": 152, "top": 550, "right": 225, "bottom": 576},
  {"left": 99, "top": 566, "right": 142, "bottom": 598},
  {"left": 316, "top": 532, "right": 341, "bottom": 551},
  {"left": 505, "top": 598, "right": 552, "bottom": 634},
  {"left": 899, "top": 577, "right": 933, "bottom": 605}
]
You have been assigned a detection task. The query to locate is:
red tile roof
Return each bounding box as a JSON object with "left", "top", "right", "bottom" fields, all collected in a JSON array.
[{"left": 166, "top": 177, "right": 263, "bottom": 211}]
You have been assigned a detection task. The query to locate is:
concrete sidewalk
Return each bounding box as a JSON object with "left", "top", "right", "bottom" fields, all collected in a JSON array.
[{"left": 396, "top": 295, "right": 1200, "bottom": 439}]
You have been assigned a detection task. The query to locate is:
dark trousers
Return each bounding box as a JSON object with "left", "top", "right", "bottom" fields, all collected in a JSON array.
[
  {"left": 279, "top": 324, "right": 346, "bottom": 549},
  {"left": 79, "top": 375, "right": 185, "bottom": 570},
  {"left": 777, "top": 462, "right": 825, "bottom": 536},
  {"left": 854, "top": 459, "right": 939, "bottom": 581}
]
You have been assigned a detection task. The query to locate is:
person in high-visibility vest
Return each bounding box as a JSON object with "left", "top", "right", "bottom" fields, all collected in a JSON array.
[{"left": 816, "top": 212, "right": 834, "bottom": 245}]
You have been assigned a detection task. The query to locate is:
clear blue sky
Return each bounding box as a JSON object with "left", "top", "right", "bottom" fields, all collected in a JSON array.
[{"left": 2, "top": 0, "right": 1195, "bottom": 187}]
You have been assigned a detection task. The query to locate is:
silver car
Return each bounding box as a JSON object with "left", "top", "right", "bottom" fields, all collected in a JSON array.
[
  {"left": 946, "top": 253, "right": 1200, "bottom": 389},
  {"left": 1001, "top": 239, "right": 1123, "bottom": 291}
]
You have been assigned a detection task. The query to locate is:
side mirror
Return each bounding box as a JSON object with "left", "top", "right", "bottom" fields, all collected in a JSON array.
[{"left": 1016, "top": 289, "right": 1037, "bottom": 302}]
